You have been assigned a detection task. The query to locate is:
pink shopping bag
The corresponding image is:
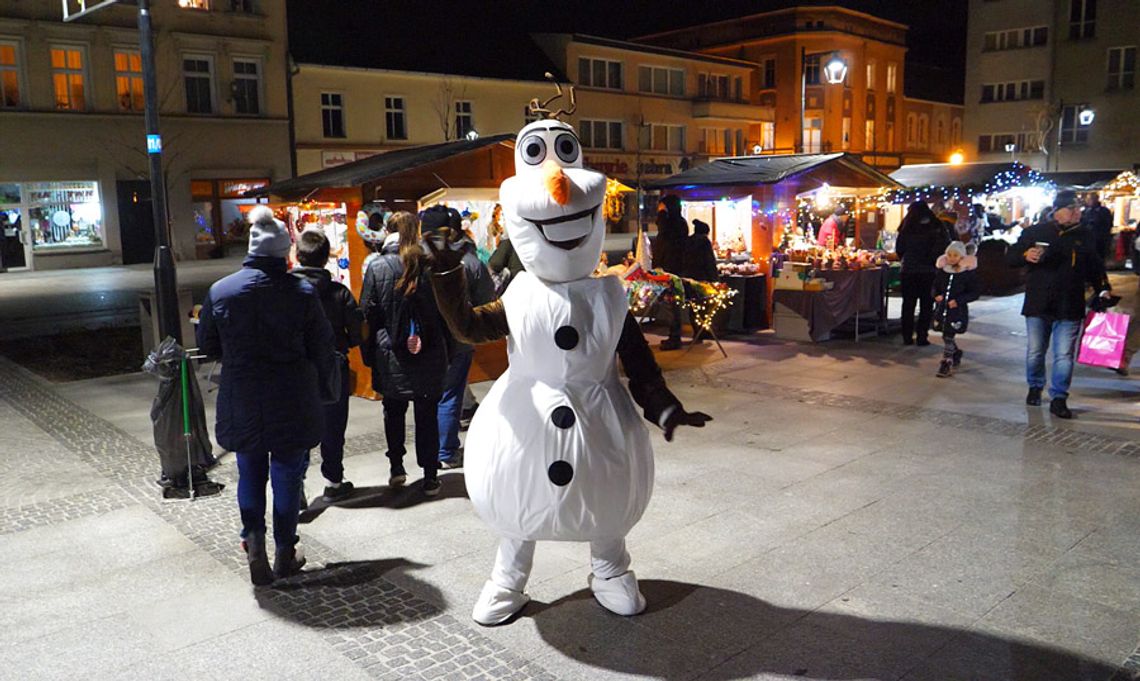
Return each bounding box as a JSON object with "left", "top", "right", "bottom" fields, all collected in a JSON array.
[{"left": 1077, "top": 311, "right": 1130, "bottom": 369}]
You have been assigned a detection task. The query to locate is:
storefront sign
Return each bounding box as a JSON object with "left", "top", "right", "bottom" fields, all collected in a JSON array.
[
  {"left": 321, "top": 150, "right": 381, "bottom": 169},
  {"left": 146, "top": 134, "right": 162, "bottom": 154},
  {"left": 219, "top": 179, "right": 269, "bottom": 198},
  {"left": 584, "top": 156, "right": 677, "bottom": 178}
]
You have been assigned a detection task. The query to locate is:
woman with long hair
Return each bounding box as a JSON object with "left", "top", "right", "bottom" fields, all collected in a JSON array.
[
  {"left": 895, "top": 200, "right": 950, "bottom": 346},
  {"left": 360, "top": 211, "right": 450, "bottom": 496}
]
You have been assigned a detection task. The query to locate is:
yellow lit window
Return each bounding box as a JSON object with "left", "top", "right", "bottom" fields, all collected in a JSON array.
[
  {"left": 50, "top": 47, "right": 86, "bottom": 111},
  {"left": 114, "top": 49, "right": 143, "bottom": 112}
]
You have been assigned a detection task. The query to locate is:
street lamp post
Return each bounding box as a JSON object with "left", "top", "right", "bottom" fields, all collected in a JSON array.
[
  {"left": 64, "top": 0, "right": 181, "bottom": 345},
  {"left": 799, "top": 48, "right": 848, "bottom": 154}
]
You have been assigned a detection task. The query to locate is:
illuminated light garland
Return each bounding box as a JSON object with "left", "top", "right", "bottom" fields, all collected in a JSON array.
[
  {"left": 1103, "top": 171, "right": 1140, "bottom": 195},
  {"left": 876, "top": 162, "right": 1055, "bottom": 207},
  {"left": 684, "top": 285, "right": 738, "bottom": 333}
]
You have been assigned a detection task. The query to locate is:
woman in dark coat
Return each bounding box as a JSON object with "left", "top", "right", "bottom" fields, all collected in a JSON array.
[
  {"left": 895, "top": 200, "right": 950, "bottom": 345},
  {"left": 197, "top": 204, "right": 337, "bottom": 585},
  {"left": 653, "top": 195, "right": 690, "bottom": 350},
  {"left": 360, "top": 211, "right": 449, "bottom": 496}
]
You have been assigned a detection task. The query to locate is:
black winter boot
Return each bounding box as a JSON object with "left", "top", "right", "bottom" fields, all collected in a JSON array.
[
  {"left": 1026, "top": 387, "right": 1043, "bottom": 406},
  {"left": 242, "top": 532, "right": 273, "bottom": 586},
  {"left": 273, "top": 543, "right": 306, "bottom": 579},
  {"left": 936, "top": 359, "right": 953, "bottom": 378},
  {"left": 1049, "top": 398, "right": 1074, "bottom": 419}
]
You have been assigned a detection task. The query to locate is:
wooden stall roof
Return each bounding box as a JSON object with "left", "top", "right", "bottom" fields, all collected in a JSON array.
[
  {"left": 647, "top": 153, "right": 900, "bottom": 192},
  {"left": 1043, "top": 169, "right": 1125, "bottom": 191},
  {"left": 253, "top": 134, "right": 516, "bottom": 200}
]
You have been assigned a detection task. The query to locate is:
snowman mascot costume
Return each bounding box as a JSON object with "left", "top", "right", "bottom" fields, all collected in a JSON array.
[{"left": 428, "top": 107, "right": 711, "bottom": 627}]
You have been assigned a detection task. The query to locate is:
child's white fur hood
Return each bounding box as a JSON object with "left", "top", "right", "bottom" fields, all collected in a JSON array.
[{"left": 937, "top": 254, "right": 978, "bottom": 273}]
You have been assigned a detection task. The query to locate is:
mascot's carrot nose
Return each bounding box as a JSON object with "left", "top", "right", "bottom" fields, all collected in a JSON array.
[{"left": 543, "top": 160, "right": 571, "bottom": 206}]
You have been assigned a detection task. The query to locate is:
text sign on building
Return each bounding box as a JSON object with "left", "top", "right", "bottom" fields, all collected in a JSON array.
[{"left": 146, "top": 135, "right": 162, "bottom": 154}]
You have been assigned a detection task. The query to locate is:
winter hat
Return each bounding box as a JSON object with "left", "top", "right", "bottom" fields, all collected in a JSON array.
[
  {"left": 692, "top": 219, "right": 710, "bottom": 235},
  {"left": 945, "top": 241, "right": 967, "bottom": 258},
  {"left": 420, "top": 204, "right": 457, "bottom": 233},
  {"left": 246, "top": 205, "right": 291, "bottom": 258},
  {"left": 1052, "top": 190, "right": 1079, "bottom": 210}
]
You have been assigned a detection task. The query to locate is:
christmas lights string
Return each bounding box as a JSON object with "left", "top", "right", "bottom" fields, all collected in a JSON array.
[{"left": 877, "top": 162, "right": 1055, "bottom": 206}]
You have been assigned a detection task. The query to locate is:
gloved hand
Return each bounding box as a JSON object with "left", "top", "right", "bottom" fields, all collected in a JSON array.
[
  {"left": 663, "top": 408, "right": 713, "bottom": 442},
  {"left": 424, "top": 229, "right": 465, "bottom": 273}
]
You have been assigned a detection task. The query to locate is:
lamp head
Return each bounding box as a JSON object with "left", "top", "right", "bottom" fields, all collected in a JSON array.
[{"left": 824, "top": 57, "right": 848, "bottom": 84}]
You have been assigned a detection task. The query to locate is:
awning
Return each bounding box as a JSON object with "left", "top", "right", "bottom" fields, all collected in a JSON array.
[
  {"left": 1043, "top": 170, "right": 1124, "bottom": 191},
  {"left": 646, "top": 153, "right": 900, "bottom": 190},
  {"left": 253, "top": 134, "right": 515, "bottom": 199},
  {"left": 890, "top": 161, "right": 1050, "bottom": 190}
]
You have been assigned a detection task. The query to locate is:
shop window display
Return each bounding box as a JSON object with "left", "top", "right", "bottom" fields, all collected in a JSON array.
[{"left": 26, "top": 181, "right": 103, "bottom": 250}]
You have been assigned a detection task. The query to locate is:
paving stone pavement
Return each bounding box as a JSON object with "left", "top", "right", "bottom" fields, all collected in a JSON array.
[{"left": 3, "top": 296, "right": 1140, "bottom": 681}]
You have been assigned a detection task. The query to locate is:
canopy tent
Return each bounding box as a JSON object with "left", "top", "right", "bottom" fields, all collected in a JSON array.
[
  {"left": 647, "top": 153, "right": 899, "bottom": 195},
  {"left": 884, "top": 161, "right": 1053, "bottom": 205},
  {"left": 255, "top": 136, "right": 519, "bottom": 397},
  {"left": 1044, "top": 169, "right": 1125, "bottom": 191}
]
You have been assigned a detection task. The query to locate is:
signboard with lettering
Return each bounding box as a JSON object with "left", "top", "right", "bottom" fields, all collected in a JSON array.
[
  {"left": 583, "top": 156, "right": 684, "bottom": 179},
  {"left": 321, "top": 150, "right": 383, "bottom": 169}
]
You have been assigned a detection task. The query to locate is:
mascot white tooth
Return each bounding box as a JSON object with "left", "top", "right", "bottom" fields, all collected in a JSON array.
[{"left": 428, "top": 80, "right": 711, "bottom": 626}]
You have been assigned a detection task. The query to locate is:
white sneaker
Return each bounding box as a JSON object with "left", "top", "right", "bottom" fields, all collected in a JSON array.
[
  {"left": 471, "top": 580, "right": 529, "bottom": 626},
  {"left": 588, "top": 570, "right": 647, "bottom": 616}
]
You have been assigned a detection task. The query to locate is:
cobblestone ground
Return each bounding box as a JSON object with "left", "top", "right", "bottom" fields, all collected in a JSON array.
[{"left": 2, "top": 280, "right": 1139, "bottom": 680}]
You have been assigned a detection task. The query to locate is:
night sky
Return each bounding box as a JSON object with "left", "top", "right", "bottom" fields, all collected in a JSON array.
[{"left": 289, "top": 0, "right": 967, "bottom": 102}]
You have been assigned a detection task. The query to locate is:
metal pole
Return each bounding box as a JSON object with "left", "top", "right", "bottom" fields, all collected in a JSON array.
[
  {"left": 800, "top": 47, "right": 806, "bottom": 153},
  {"left": 139, "top": 0, "right": 181, "bottom": 345}
]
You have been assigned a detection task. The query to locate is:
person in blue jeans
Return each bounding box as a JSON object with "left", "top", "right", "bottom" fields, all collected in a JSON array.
[
  {"left": 419, "top": 205, "right": 495, "bottom": 468},
  {"left": 1008, "top": 191, "right": 1111, "bottom": 419},
  {"left": 197, "top": 205, "right": 337, "bottom": 585}
]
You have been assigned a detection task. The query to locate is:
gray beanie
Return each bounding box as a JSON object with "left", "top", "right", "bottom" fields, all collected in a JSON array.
[
  {"left": 945, "top": 241, "right": 967, "bottom": 257},
  {"left": 246, "top": 205, "right": 292, "bottom": 258}
]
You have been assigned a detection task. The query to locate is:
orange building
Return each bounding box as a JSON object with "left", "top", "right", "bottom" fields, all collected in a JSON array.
[{"left": 638, "top": 5, "right": 962, "bottom": 171}]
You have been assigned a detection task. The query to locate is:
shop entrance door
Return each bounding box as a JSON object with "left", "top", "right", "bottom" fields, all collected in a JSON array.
[
  {"left": 0, "top": 183, "right": 29, "bottom": 272},
  {"left": 117, "top": 180, "right": 155, "bottom": 265}
]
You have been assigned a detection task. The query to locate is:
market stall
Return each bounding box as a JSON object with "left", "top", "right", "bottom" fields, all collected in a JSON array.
[
  {"left": 253, "top": 135, "right": 517, "bottom": 398},
  {"left": 886, "top": 161, "right": 1055, "bottom": 294},
  {"left": 648, "top": 153, "right": 901, "bottom": 340}
]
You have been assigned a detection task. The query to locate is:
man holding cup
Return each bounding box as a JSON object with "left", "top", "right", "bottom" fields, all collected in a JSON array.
[{"left": 1008, "top": 190, "right": 1111, "bottom": 418}]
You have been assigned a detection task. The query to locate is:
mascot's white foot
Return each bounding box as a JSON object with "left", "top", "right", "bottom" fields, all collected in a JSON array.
[
  {"left": 472, "top": 580, "right": 530, "bottom": 626},
  {"left": 588, "top": 570, "right": 647, "bottom": 616}
]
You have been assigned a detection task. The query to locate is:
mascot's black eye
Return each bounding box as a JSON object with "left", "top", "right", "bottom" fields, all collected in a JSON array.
[
  {"left": 521, "top": 135, "right": 546, "bottom": 165},
  {"left": 554, "top": 133, "right": 579, "bottom": 163}
]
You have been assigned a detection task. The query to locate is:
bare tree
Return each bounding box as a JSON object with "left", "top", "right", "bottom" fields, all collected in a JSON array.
[{"left": 432, "top": 77, "right": 467, "bottom": 141}]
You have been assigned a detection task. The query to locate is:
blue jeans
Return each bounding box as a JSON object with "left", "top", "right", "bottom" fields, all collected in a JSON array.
[
  {"left": 236, "top": 449, "right": 308, "bottom": 550},
  {"left": 438, "top": 349, "right": 473, "bottom": 463},
  {"left": 1026, "top": 317, "right": 1081, "bottom": 400}
]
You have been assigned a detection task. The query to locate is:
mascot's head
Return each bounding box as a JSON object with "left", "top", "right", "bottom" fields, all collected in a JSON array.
[{"left": 500, "top": 82, "right": 606, "bottom": 283}]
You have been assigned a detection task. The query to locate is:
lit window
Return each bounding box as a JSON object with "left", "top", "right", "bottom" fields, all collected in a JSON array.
[
  {"left": 1107, "top": 46, "right": 1136, "bottom": 90},
  {"left": 0, "top": 40, "right": 21, "bottom": 108},
  {"left": 866, "top": 61, "right": 876, "bottom": 90},
  {"left": 114, "top": 49, "right": 143, "bottom": 112},
  {"left": 321, "top": 92, "right": 345, "bottom": 138},
  {"left": 841, "top": 117, "right": 851, "bottom": 150},
  {"left": 183, "top": 55, "right": 214, "bottom": 114},
  {"left": 178, "top": 0, "right": 210, "bottom": 9},
  {"left": 50, "top": 46, "right": 86, "bottom": 111},
  {"left": 232, "top": 58, "right": 260, "bottom": 114},
  {"left": 759, "top": 122, "right": 775, "bottom": 151},
  {"left": 886, "top": 63, "right": 897, "bottom": 94},
  {"left": 26, "top": 181, "right": 103, "bottom": 251},
  {"left": 865, "top": 119, "right": 876, "bottom": 150}
]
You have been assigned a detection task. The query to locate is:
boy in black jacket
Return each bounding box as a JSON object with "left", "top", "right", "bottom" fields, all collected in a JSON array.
[
  {"left": 294, "top": 229, "right": 364, "bottom": 501},
  {"left": 932, "top": 241, "right": 980, "bottom": 378}
]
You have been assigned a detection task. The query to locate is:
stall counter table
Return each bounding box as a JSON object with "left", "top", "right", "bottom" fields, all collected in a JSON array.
[{"left": 772, "top": 267, "right": 888, "bottom": 342}]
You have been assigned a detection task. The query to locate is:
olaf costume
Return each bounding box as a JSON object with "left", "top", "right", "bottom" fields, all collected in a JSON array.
[{"left": 430, "top": 118, "right": 710, "bottom": 626}]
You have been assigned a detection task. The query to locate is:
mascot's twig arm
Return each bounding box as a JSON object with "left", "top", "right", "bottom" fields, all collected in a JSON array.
[
  {"left": 430, "top": 266, "right": 511, "bottom": 345},
  {"left": 616, "top": 312, "right": 682, "bottom": 427}
]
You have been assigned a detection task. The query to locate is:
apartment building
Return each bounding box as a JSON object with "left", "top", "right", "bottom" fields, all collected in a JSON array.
[
  {"left": 638, "top": 5, "right": 964, "bottom": 171},
  {"left": 964, "top": 0, "right": 1139, "bottom": 170},
  {"left": 532, "top": 34, "right": 761, "bottom": 188},
  {"left": 0, "top": 0, "right": 291, "bottom": 271}
]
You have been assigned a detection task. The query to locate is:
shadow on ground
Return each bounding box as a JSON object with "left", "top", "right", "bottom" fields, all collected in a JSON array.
[
  {"left": 526, "top": 580, "right": 1120, "bottom": 681},
  {"left": 256, "top": 558, "right": 444, "bottom": 628},
  {"left": 299, "top": 472, "right": 468, "bottom": 523}
]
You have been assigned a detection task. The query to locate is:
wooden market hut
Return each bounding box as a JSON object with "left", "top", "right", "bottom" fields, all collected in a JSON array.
[{"left": 254, "top": 135, "right": 516, "bottom": 397}]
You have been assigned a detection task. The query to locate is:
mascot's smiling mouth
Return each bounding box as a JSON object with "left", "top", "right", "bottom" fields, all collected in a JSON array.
[{"left": 523, "top": 204, "right": 599, "bottom": 250}]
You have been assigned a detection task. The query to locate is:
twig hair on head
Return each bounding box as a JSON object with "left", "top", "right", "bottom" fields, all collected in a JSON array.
[{"left": 527, "top": 72, "right": 577, "bottom": 120}]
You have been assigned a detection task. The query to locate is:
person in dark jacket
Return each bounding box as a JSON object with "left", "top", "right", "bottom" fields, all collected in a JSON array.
[
  {"left": 360, "top": 211, "right": 449, "bottom": 495},
  {"left": 682, "top": 219, "right": 720, "bottom": 282},
  {"left": 293, "top": 229, "right": 363, "bottom": 503},
  {"left": 1007, "top": 190, "right": 1112, "bottom": 418},
  {"left": 488, "top": 237, "right": 525, "bottom": 293},
  {"left": 931, "top": 242, "right": 981, "bottom": 378},
  {"left": 197, "top": 205, "right": 336, "bottom": 585},
  {"left": 420, "top": 205, "right": 496, "bottom": 469},
  {"left": 895, "top": 200, "right": 950, "bottom": 346},
  {"left": 1080, "top": 193, "right": 1114, "bottom": 262},
  {"left": 654, "top": 195, "right": 689, "bottom": 350}
]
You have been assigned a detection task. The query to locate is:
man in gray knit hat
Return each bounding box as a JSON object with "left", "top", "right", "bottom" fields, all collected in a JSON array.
[{"left": 197, "top": 205, "right": 336, "bottom": 585}]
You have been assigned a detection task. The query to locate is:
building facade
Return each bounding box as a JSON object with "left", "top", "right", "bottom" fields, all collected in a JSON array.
[
  {"left": 0, "top": 0, "right": 291, "bottom": 272},
  {"left": 964, "top": 0, "right": 1139, "bottom": 171},
  {"left": 637, "top": 6, "right": 963, "bottom": 171}
]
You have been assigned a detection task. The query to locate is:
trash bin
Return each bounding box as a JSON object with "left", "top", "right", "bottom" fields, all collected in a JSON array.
[{"left": 139, "top": 288, "right": 195, "bottom": 352}]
